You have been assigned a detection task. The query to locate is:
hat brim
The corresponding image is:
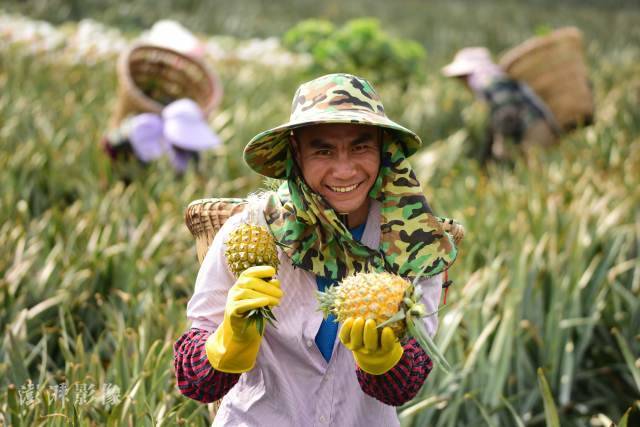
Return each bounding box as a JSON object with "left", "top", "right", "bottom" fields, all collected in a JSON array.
[
  {"left": 243, "top": 111, "right": 422, "bottom": 178},
  {"left": 164, "top": 119, "right": 220, "bottom": 151}
]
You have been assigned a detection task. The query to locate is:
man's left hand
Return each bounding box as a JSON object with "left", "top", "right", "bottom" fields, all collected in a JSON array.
[{"left": 339, "top": 317, "right": 404, "bottom": 375}]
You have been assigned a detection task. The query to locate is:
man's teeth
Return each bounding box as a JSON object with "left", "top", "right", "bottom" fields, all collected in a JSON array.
[{"left": 329, "top": 183, "right": 358, "bottom": 193}]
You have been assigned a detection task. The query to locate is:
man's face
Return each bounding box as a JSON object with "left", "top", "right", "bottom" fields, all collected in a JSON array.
[{"left": 292, "top": 123, "right": 381, "bottom": 227}]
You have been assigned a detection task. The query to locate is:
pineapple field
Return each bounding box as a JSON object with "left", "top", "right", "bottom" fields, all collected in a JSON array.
[{"left": 1, "top": 0, "right": 639, "bottom": 426}]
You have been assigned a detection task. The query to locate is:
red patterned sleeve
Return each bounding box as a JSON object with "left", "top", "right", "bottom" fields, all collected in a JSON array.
[
  {"left": 355, "top": 338, "right": 433, "bottom": 406},
  {"left": 173, "top": 328, "right": 241, "bottom": 403}
]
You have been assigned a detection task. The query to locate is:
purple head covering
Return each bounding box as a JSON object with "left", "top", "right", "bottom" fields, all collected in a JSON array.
[
  {"left": 162, "top": 99, "right": 220, "bottom": 151},
  {"left": 123, "top": 98, "right": 220, "bottom": 171},
  {"left": 128, "top": 113, "right": 166, "bottom": 162}
]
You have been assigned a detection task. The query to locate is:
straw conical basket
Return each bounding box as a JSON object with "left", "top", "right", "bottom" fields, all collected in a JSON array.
[
  {"left": 109, "top": 44, "right": 223, "bottom": 129},
  {"left": 499, "top": 27, "right": 594, "bottom": 131}
]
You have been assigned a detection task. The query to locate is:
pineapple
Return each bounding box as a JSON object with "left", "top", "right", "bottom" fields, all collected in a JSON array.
[
  {"left": 224, "top": 223, "right": 279, "bottom": 277},
  {"left": 224, "top": 195, "right": 280, "bottom": 335},
  {"left": 317, "top": 272, "right": 451, "bottom": 372}
]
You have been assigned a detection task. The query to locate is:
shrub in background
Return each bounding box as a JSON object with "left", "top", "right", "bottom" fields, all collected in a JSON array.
[{"left": 283, "top": 18, "right": 426, "bottom": 89}]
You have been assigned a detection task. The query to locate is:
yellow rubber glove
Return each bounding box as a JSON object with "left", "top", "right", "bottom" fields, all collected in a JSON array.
[
  {"left": 205, "top": 266, "right": 282, "bottom": 373},
  {"left": 339, "top": 317, "right": 404, "bottom": 375}
]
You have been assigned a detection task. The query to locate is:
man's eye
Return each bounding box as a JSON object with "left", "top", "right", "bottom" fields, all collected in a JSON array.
[
  {"left": 315, "top": 149, "right": 332, "bottom": 156},
  {"left": 353, "top": 143, "right": 372, "bottom": 152}
]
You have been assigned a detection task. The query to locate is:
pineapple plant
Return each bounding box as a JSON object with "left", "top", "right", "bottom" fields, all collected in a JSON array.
[
  {"left": 224, "top": 194, "right": 280, "bottom": 335},
  {"left": 317, "top": 271, "right": 451, "bottom": 372}
]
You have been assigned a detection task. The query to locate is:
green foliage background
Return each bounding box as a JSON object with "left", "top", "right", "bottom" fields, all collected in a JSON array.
[
  {"left": 1, "top": 0, "right": 639, "bottom": 426},
  {"left": 283, "top": 18, "right": 427, "bottom": 88}
]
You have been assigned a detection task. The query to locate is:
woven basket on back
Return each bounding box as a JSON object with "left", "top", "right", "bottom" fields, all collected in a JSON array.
[
  {"left": 499, "top": 27, "right": 594, "bottom": 131},
  {"left": 185, "top": 198, "right": 248, "bottom": 264},
  {"left": 109, "top": 44, "right": 223, "bottom": 128},
  {"left": 184, "top": 198, "right": 465, "bottom": 265}
]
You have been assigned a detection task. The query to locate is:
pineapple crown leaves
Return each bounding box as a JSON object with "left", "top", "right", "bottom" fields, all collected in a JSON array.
[
  {"left": 245, "top": 191, "right": 270, "bottom": 225},
  {"left": 376, "top": 279, "right": 428, "bottom": 330},
  {"left": 405, "top": 314, "right": 452, "bottom": 373},
  {"left": 402, "top": 271, "right": 453, "bottom": 373},
  {"left": 379, "top": 274, "right": 454, "bottom": 333},
  {"left": 377, "top": 310, "right": 406, "bottom": 329},
  {"left": 316, "top": 285, "right": 339, "bottom": 319},
  {"left": 243, "top": 191, "right": 289, "bottom": 249},
  {"left": 244, "top": 310, "right": 266, "bottom": 336},
  {"left": 392, "top": 260, "right": 448, "bottom": 320},
  {"left": 243, "top": 306, "right": 278, "bottom": 336},
  {"left": 405, "top": 284, "right": 428, "bottom": 317}
]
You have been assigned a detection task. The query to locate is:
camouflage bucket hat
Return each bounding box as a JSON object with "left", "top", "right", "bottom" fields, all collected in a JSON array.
[{"left": 244, "top": 73, "right": 422, "bottom": 178}]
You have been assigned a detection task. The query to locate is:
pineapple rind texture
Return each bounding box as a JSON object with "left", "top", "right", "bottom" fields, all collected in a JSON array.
[
  {"left": 330, "top": 272, "right": 411, "bottom": 337},
  {"left": 225, "top": 224, "right": 279, "bottom": 277}
]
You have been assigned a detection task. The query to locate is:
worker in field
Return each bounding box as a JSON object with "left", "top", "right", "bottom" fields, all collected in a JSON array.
[
  {"left": 174, "top": 73, "right": 459, "bottom": 426},
  {"left": 442, "top": 47, "right": 560, "bottom": 161}
]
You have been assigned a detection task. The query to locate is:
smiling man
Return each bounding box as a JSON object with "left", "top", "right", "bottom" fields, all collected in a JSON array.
[
  {"left": 291, "top": 123, "right": 381, "bottom": 227},
  {"left": 174, "top": 73, "right": 458, "bottom": 426}
]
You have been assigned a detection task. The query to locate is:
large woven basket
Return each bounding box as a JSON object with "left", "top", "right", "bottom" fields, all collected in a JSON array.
[
  {"left": 184, "top": 198, "right": 465, "bottom": 265},
  {"left": 109, "top": 44, "right": 223, "bottom": 128},
  {"left": 499, "top": 27, "right": 594, "bottom": 130},
  {"left": 185, "top": 198, "right": 248, "bottom": 264}
]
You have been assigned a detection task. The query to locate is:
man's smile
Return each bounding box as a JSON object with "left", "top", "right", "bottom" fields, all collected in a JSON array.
[{"left": 326, "top": 181, "right": 363, "bottom": 193}]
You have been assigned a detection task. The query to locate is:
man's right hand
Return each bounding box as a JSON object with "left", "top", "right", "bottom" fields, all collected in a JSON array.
[
  {"left": 225, "top": 266, "right": 282, "bottom": 337},
  {"left": 205, "top": 266, "right": 282, "bottom": 373}
]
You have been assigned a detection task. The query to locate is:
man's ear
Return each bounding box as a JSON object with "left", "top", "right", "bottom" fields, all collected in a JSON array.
[{"left": 289, "top": 131, "right": 301, "bottom": 164}]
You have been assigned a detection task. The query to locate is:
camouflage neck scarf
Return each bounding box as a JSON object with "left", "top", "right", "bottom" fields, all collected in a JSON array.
[{"left": 263, "top": 138, "right": 457, "bottom": 281}]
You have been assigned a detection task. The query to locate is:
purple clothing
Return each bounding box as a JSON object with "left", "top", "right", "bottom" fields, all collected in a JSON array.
[
  {"left": 183, "top": 199, "right": 443, "bottom": 426},
  {"left": 107, "top": 99, "right": 220, "bottom": 172},
  {"left": 466, "top": 62, "right": 506, "bottom": 98}
]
